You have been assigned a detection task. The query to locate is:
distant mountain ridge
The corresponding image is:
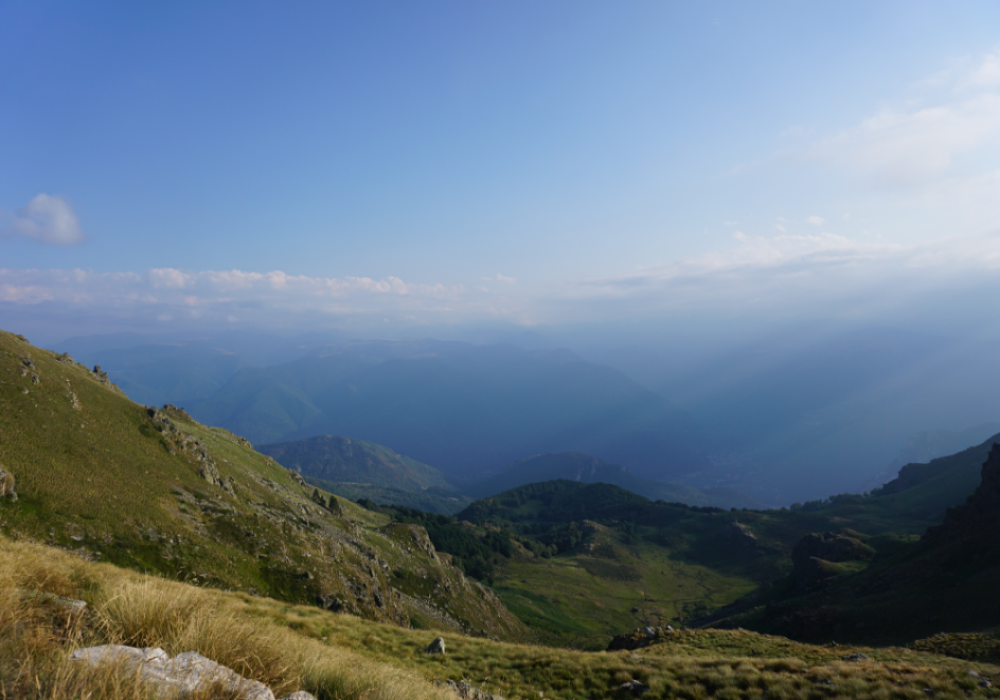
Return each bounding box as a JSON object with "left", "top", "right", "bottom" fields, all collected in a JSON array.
[
  {"left": 869, "top": 429, "right": 1000, "bottom": 520},
  {"left": 190, "top": 339, "right": 708, "bottom": 483},
  {"left": 468, "top": 451, "right": 761, "bottom": 509},
  {"left": 257, "top": 434, "right": 451, "bottom": 492}
]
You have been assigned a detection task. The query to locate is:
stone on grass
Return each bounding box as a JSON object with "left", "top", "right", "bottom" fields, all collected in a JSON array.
[
  {"left": 425, "top": 636, "right": 446, "bottom": 654},
  {"left": 71, "top": 645, "right": 275, "bottom": 700},
  {"left": 619, "top": 679, "right": 648, "bottom": 696}
]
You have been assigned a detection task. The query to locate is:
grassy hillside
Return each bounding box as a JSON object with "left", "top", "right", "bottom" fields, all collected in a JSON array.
[
  {"left": 4, "top": 534, "right": 995, "bottom": 700},
  {"left": 448, "top": 477, "right": 987, "bottom": 649},
  {"left": 0, "top": 329, "right": 527, "bottom": 642}
]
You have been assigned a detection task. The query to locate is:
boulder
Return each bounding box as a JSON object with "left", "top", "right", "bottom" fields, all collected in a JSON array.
[
  {"left": 70, "top": 645, "right": 275, "bottom": 700},
  {"left": 424, "top": 636, "right": 446, "bottom": 654},
  {"left": 0, "top": 466, "right": 16, "bottom": 501},
  {"left": 618, "top": 679, "right": 648, "bottom": 696}
]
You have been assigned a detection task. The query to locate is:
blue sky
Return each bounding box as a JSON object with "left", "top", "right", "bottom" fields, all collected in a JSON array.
[{"left": 3, "top": 1, "right": 1000, "bottom": 338}]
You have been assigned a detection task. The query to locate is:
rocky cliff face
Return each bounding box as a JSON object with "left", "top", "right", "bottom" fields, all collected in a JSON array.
[{"left": 924, "top": 443, "right": 1000, "bottom": 545}]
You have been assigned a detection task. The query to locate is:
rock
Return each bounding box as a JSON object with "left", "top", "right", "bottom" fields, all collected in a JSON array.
[
  {"left": 644, "top": 626, "right": 657, "bottom": 639},
  {"left": 311, "top": 489, "right": 342, "bottom": 515},
  {"left": 316, "top": 593, "right": 342, "bottom": 613},
  {"left": 727, "top": 522, "right": 758, "bottom": 546},
  {"left": 435, "top": 679, "right": 504, "bottom": 700},
  {"left": 71, "top": 645, "right": 275, "bottom": 700},
  {"left": 841, "top": 652, "right": 870, "bottom": 662},
  {"left": 618, "top": 679, "right": 648, "bottom": 696},
  {"left": 279, "top": 693, "right": 317, "bottom": 700},
  {"left": 0, "top": 466, "right": 16, "bottom": 501},
  {"left": 424, "top": 636, "right": 446, "bottom": 654}
]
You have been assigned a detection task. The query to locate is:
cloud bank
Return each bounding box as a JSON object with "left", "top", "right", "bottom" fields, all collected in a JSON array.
[
  {"left": 1, "top": 194, "right": 84, "bottom": 245},
  {"left": 3, "top": 227, "right": 999, "bottom": 340}
]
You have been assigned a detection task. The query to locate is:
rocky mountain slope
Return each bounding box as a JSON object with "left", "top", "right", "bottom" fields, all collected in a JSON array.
[
  {"left": 721, "top": 440, "right": 1000, "bottom": 645},
  {"left": 0, "top": 329, "right": 527, "bottom": 642}
]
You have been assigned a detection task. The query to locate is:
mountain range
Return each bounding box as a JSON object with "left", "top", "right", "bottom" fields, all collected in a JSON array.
[{"left": 188, "top": 339, "right": 708, "bottom": 484}]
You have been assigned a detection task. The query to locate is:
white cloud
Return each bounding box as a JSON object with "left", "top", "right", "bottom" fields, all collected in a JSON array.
[
  {"left": 560, "top": 229, "right": 1000, "bottom": 324},
  {"left": 775, "top": 224, "right": 787, "bottom": 233},
  {"left": 0, "top": 267, "right": 485, "bottom": 331},
  {"left": 2, "top": 194, "right": 84, "bottom": 245},
  {"left": 970, "top": 50, "right": 1000, "bottom": 88},
  {"left": 482, "top": 273, "right": 516, "bottom": 284},
  {"left": 807, "top": 51, "right": 1000, "bottom": 189},
  {"left": 724, "top": 220, "right": 738, "bottom": 226},
  {"left": 807, "top": 215, "right": 825, "bottom": 226}
]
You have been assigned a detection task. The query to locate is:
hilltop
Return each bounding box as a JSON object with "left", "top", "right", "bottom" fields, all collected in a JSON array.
[{"left": 467, "top": 450, "right": 761, "bottom": 509}]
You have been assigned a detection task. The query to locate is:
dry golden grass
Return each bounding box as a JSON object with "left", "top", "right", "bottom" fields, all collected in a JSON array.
[
  {"left": 0, "top": 536, "right": 455, "bottom": 700},
  {"left": 2, "top": 533, "right": 998, "bottom": 700}
]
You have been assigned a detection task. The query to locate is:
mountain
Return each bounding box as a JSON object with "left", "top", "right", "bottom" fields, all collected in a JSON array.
[
  {"left": 55, "top": 330, "right": 351, "bottom": 407},
  {"left": 0, "top": 329, "right": 526, "bottom": 641},
  {"left": 607, "top": 324, "right": 1000, "bottom": 503},
  {"left": 467, "top": 451, "right": 762, "bottom": 509},
  {"left": 257, "top": 434, "right": 471, "bottom": 514},
  {"left": 190, "top": 339, "right": 707, "bottom": 482},
  {"left": 257, "top": 434, "right": 452, "bottom": 491},
  {"left": 868, "top": 429, "right": 1000, "bottom": 521},
  {"left": 859, "top": 423, "right": 1000, "bottom": 492},
  {"left": 721, "top": 439, "right": 1000, "bottom": 646}
]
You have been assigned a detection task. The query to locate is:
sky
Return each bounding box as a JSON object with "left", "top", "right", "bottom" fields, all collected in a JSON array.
[{"left": 3, "top": 0, "right": 1000, "bottom": 339}]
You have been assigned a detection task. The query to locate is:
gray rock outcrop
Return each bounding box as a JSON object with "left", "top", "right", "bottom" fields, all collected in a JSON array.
[
  {"left": 70, "top": 645, "right": 315, "bottom": 700},
  {"left": 424, "top": 636, "right": 446, "bottom": 654}
]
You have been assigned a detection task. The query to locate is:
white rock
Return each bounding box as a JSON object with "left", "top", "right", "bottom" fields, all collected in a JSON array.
[{"left": 71, "top": 645, "right": 275, "bottom": 700}]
